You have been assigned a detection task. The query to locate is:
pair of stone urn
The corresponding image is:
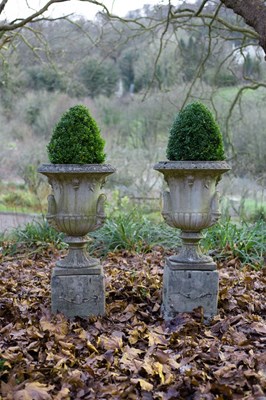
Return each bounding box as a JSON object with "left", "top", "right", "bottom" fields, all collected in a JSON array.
[
  {"left": 38, "top": 160, "right": 229, "bottom": 320},
  {"left": 39, "top": 102, "right": 230, "bottom": 320}
]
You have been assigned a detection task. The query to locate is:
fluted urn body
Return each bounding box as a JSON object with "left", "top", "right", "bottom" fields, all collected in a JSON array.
[
  {"left": 38, "top": 164, "right": 115, "bottom": 268},
  {"left": 154, "top": 161, "right": 230, "bottom": 269}
]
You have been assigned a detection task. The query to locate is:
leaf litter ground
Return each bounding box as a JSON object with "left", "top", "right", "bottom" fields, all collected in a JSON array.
[{"left": 0, "top": 246, "right": 265, "bottom": 399}]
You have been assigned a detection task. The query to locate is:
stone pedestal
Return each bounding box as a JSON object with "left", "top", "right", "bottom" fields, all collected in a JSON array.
[
  {"left": 162, "top": 258, "right": 219, "bottom": 321},
  {"left": 51, "top": 264, "right": 105, "bottom": 318}
]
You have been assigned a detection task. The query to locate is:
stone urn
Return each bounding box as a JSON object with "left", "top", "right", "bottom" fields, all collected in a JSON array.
[
  {"left": 38, "top": 163, "right": 115, "bottom": 318},
  {"left": 154, "top": 160, "right": 230, "bottom": 320}
]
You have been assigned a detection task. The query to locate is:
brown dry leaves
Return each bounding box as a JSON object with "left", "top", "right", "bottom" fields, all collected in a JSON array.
[{"left": 0, "top": 248, "right": 265, "bottom": 399}]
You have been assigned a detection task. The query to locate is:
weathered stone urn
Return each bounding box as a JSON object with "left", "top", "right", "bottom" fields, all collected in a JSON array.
[
  {"left": 38, "top": 163, "right": 115, "bottom": 318},
  {"left": 154, "top": 160, "right": 230, "bottom": 320}
]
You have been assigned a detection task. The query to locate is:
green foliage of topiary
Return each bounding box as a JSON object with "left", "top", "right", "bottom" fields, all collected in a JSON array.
[
  {"left": 166, "top": 101, "right": 225, "bottom": 161},
  {"left": 47, "top": 105, "right": 105, "bottom": 164}
]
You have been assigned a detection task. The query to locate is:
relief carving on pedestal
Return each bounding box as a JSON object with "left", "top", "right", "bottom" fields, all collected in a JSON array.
[{"left": 59, "top": 293, "right": 99, "bottom": 305}]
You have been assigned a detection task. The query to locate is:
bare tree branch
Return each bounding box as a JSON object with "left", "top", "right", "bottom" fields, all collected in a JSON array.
[
  {"left": 143, "top": 1, "right": 173, "bottom": 99},
  {"left": 173, "top": 9, "right": 258, "bottom": 40},
  {"left": 0, "top": 0, "right": 8, "bottom": 15},
  {"left": 0, "top": 0, "right": 69, "bottom": 30},
  {"left": 180, "top": 2, "right": 223, "bottom": 110}
]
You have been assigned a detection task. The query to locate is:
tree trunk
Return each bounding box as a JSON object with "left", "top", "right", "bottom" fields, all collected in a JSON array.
[{"left": 220, "top": 0, "right": 266, "bottom": 56}]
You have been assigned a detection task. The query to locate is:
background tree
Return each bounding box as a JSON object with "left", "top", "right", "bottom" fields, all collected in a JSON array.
[
  {"left": 78, "top": 57, "right": 119, "bottom": 98},
  {"left": 0, "top": 0, "right": 266, "bottom": 196}
]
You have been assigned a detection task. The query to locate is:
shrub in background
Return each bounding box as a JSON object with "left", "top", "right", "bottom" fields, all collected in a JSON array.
[
  {"left": 47, "top": 104, "right": 105, "bottom": 164},
  {"left": 26, "top": 65, "right": 66, "bottom": 92},
  {"left": 166, "top": 101, "right": 225, "bottom": 161}
]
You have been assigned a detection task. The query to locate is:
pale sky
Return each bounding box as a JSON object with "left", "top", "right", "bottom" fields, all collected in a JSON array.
[{"left": 2, "top": 0, "right": 173, "bottom": 21}]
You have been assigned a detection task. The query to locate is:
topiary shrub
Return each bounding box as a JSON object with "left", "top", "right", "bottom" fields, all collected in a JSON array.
[
  {"left": 47, "top": 104, "right": 105, "bottom": 164},
  {"left": 166, "top": 101, "right": 225, "bottom": 161}
]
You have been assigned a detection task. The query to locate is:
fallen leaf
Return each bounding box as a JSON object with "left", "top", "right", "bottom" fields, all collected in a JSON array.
[
  {"left": 131, "top": 378, "right": 154, "bottom": 391},
  {"left": 14, "top": 382, "right": 54, "bottom": 400}
]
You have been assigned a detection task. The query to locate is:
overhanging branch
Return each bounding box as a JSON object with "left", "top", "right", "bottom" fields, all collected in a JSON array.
[{"left": 220, "top": 0, "right": 266, "bottom": 55}]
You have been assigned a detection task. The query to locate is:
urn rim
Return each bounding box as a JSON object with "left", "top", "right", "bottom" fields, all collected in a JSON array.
[
  {"left": 153, "top": 160, "right": 230, "bottom": 172},
  {"left": 38, "top": 163, "right": 116, "bottom": 174}
]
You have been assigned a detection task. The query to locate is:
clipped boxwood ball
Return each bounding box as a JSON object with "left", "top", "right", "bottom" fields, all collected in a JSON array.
[
  {"left": 47, "top": 105, "right": 105, "bottom": 164},
  {"left": 166, "top": 101, "right": 225, "bottom": 161}
]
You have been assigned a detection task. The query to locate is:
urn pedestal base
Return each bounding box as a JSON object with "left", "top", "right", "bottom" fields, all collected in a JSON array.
[
  {"left": 162, "top": 258, "right": 219, "bottom": 322},
  {"left": 51, "top": 264, "right": 105, "bottom": 318}
]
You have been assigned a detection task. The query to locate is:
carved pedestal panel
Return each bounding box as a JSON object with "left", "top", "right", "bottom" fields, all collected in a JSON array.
[
  {"left": 51, "top": 265, "right": 105, "bottom": 318},
  {"left": 163, "top": 258, "right": 219, "bottom": 321}
]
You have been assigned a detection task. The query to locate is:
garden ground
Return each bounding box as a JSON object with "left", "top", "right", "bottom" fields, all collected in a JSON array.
[{"left": 0, "top": 245, "right": 265, "bottom": 399}]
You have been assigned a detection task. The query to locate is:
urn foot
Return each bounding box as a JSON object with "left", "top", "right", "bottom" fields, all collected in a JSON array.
[
  {"left": 169, "top": 231, "right": 215, "bottom": 268},
  {"left": 57, "top": 236, "right": 98, "bottom": 268}
]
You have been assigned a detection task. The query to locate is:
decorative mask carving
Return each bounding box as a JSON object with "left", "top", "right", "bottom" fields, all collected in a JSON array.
[
  {"left": 72, "top": 178, "right": 80, "bottom": 190},
  {"left": 187, "top": 175, "right": 195, "bottom": 187}
]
